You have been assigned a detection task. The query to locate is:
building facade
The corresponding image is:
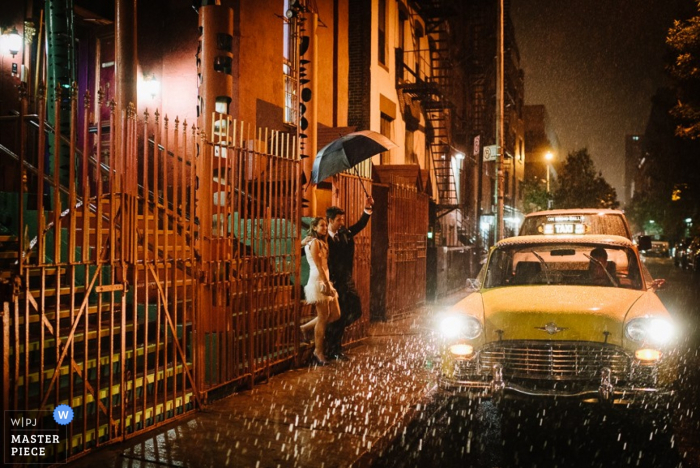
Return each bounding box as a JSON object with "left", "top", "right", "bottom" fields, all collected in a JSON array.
[{"left": 523, "top": 104, "right": 560, "bottom": 210}]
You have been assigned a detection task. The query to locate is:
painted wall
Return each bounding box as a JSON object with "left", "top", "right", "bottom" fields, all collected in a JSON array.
[
  {"left": 138, "top": 1, "right": 198, "bottom": 123},
  {"left": 368, "top": 0, "right": 428, "bottom": 168}
]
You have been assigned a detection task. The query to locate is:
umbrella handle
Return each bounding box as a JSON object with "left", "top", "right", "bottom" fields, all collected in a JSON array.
[{"left": 352, "top": 165, "right": 370, "bottom": 198}]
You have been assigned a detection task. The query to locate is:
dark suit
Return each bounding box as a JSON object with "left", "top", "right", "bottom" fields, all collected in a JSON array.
[{"left": 325, "top": 211, "right": 371, "bottom": 356}]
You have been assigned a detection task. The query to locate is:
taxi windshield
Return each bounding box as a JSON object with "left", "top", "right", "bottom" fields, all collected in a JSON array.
[
  {"left": 519, "top": 213, "right": 631, "bottom": 238},
  {"left": 483, "top": 243, "right": 644, "bottom": 290}
]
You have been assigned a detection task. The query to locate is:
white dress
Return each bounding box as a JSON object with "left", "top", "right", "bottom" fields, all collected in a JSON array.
[{"left": 304, "top": 239, "right": 337, "bottom": 303}]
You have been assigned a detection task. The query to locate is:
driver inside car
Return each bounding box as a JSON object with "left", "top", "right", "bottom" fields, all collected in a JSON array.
[{"left": 587, "top": 247, "right": 617, "bottom": 286}]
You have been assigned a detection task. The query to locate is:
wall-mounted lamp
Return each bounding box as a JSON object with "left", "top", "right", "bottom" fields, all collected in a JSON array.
[
  {"left": 3, "top": 27, "right": 22, "bottom": 57},
  {"left": 285, "top": 0, "right": 303, "bottom": 19},
  {"left": 455, "top": 151, "right": 465, "bottom": 160},
  {"left": 144, "top": 73, "right": 160, "bottom": 99}
]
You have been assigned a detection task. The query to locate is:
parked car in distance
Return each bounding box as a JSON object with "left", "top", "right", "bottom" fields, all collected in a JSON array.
[
  {"left": 518, "top": 209, "right": 652, "bottom": 251},
  {"left": 644, "top": 240, "right": 670, "bottom": 258},
  {"left": 686, "top": 236, "right": 700, "bottom": 271},
  {"left": 437, "top": 234, "right": 676, "bottom": 409}
]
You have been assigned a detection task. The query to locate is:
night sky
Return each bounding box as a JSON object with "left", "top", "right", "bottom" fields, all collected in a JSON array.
[{"left": 511, "top": 0, "right": 695, "bottom": 201}]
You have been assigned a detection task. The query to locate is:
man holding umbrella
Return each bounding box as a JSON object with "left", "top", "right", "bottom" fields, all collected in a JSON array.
[
  {"left": 307, "top": 130, "right": 395, "bottom": 360},
  {"left": 323, "top": 196, "right": 374, "bottom": 360}
]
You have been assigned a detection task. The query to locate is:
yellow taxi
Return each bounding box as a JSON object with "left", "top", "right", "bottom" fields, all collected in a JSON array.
[{"left": 437, "top": 234, "right": 677, "bottom": 407}]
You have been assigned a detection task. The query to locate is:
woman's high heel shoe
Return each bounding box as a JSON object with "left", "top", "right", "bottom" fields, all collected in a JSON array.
[{"left": 312, "top": 352, "right": 329, "bottom": 366}]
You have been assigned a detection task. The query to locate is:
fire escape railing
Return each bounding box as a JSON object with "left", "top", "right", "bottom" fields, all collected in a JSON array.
[{"left": 396, "top": 6, "right": 458, "bottom": 218}]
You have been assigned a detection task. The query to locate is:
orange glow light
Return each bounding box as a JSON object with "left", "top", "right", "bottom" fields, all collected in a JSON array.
[
  {"left": 449, "top": 344, "right": 474, "bottom": 357},
  {"left": 635, "top": 348, "right": 661, "bottom": 362}
]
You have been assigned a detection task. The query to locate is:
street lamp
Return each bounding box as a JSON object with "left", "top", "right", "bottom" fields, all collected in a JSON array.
[{"left": 544, "top": 151, "right": 554, "bottom": 192}]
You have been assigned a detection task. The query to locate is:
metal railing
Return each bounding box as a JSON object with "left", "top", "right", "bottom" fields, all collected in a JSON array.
[{"left": 0, "top": 86, "right": 305, "bottom": 462}]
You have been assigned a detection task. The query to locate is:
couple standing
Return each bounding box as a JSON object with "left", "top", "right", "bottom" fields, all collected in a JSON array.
[{"left": 301, "top": 196, "right": 374, "bottom": 365}]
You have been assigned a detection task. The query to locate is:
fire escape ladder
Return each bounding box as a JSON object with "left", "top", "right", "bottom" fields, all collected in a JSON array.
[
  {"left": 398, "top": 1, "right": 457, "bottom": 214},
  {"left": 426, "top": 9, "right": 457, "bottom": 212},
  {"left": 427, "top": 98, "right": 456, "bottom": 209}
]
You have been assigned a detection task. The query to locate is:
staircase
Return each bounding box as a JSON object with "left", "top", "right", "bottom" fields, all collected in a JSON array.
[
  {"left": 2, "top": 90, "right": 302, "bottom": 462},
  {"left": 2, "top": 197, "right": 198, "bottom": 459}
]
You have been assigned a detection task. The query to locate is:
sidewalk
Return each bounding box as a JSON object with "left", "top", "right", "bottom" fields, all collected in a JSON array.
[{"left": 69, "top": 289, "right": 470, "bottom": 468}]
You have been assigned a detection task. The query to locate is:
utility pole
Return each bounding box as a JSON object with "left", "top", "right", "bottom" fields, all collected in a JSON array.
[{"left": 494, "top": 0, "right": 505, "bottom": 243}]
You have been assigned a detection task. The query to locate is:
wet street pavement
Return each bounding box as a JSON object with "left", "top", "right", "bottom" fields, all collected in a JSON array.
[
  {"left": 374, "top": 257, "right": 700, "bottom": 468},
  {"left": 68, "top": 291, "right": 460, "bottom": 468},
  {"left": 67, "top": 258, "right": 700, "bottom": 468}
]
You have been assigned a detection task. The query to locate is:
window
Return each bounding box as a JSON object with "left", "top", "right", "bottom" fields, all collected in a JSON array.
[
  {"left": 405, "top": 130, "right": 416, "bottom": 164},
  {"left": 398, "top": 11, "right": 406, "bottom": 52},
  {"left": 283, "top": 0, "right": 298, "bottom": 126},
  {"left": 378, "top": 0, "right": 387, "bottom": 65},
  {"left": 380, "top": 113, "right": 393, "bottom": 164}
]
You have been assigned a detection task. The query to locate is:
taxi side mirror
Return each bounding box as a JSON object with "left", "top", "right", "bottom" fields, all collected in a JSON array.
[{"left": 637, "top": 235, "right": 652, "bottom": 251}]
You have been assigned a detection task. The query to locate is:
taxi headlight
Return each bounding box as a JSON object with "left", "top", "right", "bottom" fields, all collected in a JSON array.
[
  {"left": 625, "top": 317, "right": 674, "bottom": 345},
  {"left": 439, "top": 315, "right": 483, "bottom": 340}
]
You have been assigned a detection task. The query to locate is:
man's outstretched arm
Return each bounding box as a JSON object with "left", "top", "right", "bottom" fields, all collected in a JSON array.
[{"left": 347, "top": 196, "right": 374, "bottom": 235}]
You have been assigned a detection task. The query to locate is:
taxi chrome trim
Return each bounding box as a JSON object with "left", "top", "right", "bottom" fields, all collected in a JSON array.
[
  {"left": 439, "top": 377, "right": 673, "bottom": 400},
  {"left": 472, "top": 341, "right": 632, "bottom": 381}
]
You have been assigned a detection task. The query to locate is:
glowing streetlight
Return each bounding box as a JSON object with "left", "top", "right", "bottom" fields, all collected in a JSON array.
[{"left": 544, "top": 151, "right": 554, "bottom": 192}]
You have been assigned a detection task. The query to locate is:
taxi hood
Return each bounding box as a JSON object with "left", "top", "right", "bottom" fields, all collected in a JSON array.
[{"left": 479, "top": 286, "right": 645, "bottom": 345}]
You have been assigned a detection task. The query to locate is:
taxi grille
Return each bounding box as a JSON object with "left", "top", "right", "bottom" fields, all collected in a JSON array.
[{"left": 479, "top": 342, "right": 631, "bottom": 380}]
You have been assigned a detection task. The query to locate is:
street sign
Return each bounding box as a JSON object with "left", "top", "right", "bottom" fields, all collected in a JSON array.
[
  {"left": 483, "top": 145, "right": 499, "bottom": 162},
  {"left": 473, "top": 135, "right": 480, "bottom": 156}
]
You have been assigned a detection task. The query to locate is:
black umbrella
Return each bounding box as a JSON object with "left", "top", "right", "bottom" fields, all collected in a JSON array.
[{"left": 311, "top": 131, "right": 397, "bottom": 189}]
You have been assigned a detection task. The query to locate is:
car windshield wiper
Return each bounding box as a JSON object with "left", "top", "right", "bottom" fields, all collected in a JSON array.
[
  {"left": 583, "top": 253, "right": 619, "bottom": 287},
  {"left": 530, "top": 250, "right": 551, "bottom": 284}
]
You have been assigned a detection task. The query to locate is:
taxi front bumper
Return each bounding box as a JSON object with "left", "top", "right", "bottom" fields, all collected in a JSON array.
[{"left": 439, "top": 363, "right": 674, "bottom": 405}]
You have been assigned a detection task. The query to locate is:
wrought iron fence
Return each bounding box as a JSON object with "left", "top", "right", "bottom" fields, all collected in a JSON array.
[{"left": 0, "top": 86, "right": 303, "bottom": 462}]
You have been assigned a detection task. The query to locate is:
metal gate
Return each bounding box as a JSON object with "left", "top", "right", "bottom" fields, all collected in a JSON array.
[
  {"left": 386, "top": 184, "right": 429, "bottom": 318},
  {"left": 197, "top": 113, "right": 302, "bottom": 392},
  {"left": 0, "top": 87, "right": 301, "bottom": 462}
]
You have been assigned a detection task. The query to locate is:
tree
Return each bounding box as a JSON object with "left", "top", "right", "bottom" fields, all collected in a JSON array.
[
  {"left": 667, "top": 1, "right": 700, "bottom": 139},
  {"left": 521, "top": 175, "right": 549, "bottom": 213},
  {"left": 625, "top": 88, "right": 700, "bottom": 239},
  {"left": 551, "top": 148, "right": 619, "bottom": 209}
]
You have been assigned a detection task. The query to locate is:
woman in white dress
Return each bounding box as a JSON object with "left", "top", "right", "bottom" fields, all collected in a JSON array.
[{"left": 300, "top": 217, "right": 341, "bottom": 364}]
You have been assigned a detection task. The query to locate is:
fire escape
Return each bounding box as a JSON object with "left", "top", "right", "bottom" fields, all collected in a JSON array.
[{"left": 397, "top": 1, "right": 457, "bottom": 218}]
